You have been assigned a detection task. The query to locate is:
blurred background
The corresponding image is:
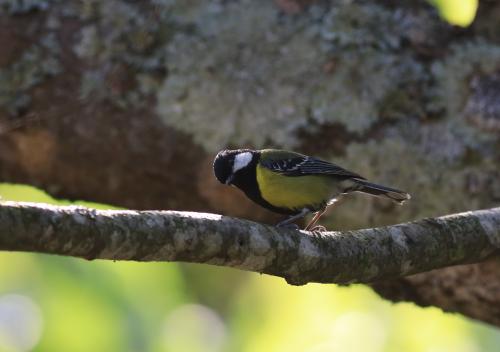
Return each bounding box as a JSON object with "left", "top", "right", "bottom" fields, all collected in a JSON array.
[{"left": 1, "top": 0, "right": 500, "bottom": 351}]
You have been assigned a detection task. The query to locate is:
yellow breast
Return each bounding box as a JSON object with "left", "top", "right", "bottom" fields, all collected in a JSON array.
[{"left": 256, "top": 165, "right": 334, "bottom": 211}]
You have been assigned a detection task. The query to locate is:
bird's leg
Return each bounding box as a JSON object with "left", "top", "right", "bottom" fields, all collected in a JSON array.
[
  {"left": 305, "top": 195, "right": 347, "bottom": 232},
  {"left": 305, "top": 209, "right": 326, "bottom": 231},
  {"left": 276, "top": 208, "right": 311, "bottom": 229}
]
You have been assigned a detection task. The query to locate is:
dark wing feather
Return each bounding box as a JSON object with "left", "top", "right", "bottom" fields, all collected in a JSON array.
[{"left": 261, "top": 155, "right": 365, "bottom": 179}]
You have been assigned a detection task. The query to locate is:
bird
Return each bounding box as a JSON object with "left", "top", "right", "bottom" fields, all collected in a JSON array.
[{"left": 213, "top": 148, "right": 410, "bottom": 231}]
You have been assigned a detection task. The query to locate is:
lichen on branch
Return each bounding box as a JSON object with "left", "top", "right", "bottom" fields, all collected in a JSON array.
[{"left": 0, "top": 202, "right": 498, "bottom": 286}]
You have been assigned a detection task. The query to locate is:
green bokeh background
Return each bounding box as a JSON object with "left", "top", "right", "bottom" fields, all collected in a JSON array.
[
  {"left": 0, "top": 183, "right": 500, "bottom": 351},
  {"left": 430, "top": 0, "right": 478, "bottom": 26},
  {"left": 0, "top": 1, "right": 494, "bottom": 351}
]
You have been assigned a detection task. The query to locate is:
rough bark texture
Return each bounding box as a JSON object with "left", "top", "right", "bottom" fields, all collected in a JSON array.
[
  {"left": 1, "top": 202, "right": 499, "bottom": 296},
  {"left": 373, "top": 258, "right": 500, "bottom": 327},
  {"left": 1, "top": 0, "right": 500, "bottom": 323}
]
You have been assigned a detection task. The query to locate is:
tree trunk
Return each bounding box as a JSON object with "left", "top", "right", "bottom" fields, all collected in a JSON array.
[{"left": 1, "top": 0, "right": 500, "bottom": 324}]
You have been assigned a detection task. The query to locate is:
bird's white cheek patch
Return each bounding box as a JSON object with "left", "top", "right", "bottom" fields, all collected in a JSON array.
[{"left": 233, "top": 152, "right": 253, "bottom": 173}]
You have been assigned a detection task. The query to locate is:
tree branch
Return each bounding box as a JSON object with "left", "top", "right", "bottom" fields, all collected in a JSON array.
[{"left": 0, "top": 202, "right": 499, "bottom": 286}]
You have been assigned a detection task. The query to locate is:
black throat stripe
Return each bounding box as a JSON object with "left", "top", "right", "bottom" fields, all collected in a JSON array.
[{"left": 231, "top": 153, "right": 297, "bottom": 215}]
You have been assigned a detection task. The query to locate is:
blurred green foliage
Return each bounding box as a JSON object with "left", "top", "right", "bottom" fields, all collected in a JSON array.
[
  {"left": 0, "top": 183, "right": 499, "bottom": 351},
  {"left": 429, "top": 0, "right": 478, "bottom": 27}
]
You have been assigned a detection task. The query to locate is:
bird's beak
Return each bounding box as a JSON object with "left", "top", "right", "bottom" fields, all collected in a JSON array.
[{"left": 225, "top": 174, "right": 234, "bottom": 185}]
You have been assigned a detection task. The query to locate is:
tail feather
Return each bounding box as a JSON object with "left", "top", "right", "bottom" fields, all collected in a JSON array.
[{"left": 347, "top": 178, "right": 411, "bottom": 204}]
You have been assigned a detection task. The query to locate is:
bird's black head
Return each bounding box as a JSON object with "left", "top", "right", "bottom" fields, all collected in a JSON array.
[{"left": 213, "top": 149, "right": 257, "bottom": 185}]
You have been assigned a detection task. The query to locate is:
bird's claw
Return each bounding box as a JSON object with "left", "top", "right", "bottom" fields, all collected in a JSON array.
[{"left": 308, "top": 225, "right": 327, "bottom": 232}]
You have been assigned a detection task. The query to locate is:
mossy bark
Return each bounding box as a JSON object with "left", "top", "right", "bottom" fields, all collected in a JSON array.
[
  {"left": 0, "top": 202, "right": 500, "bottom": 326},
  {"left": 1, "top": 0, "right": 500, "bottom": 324},
  {"left": 0, "top": 202, "right": 499, "bottom": 324}
]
